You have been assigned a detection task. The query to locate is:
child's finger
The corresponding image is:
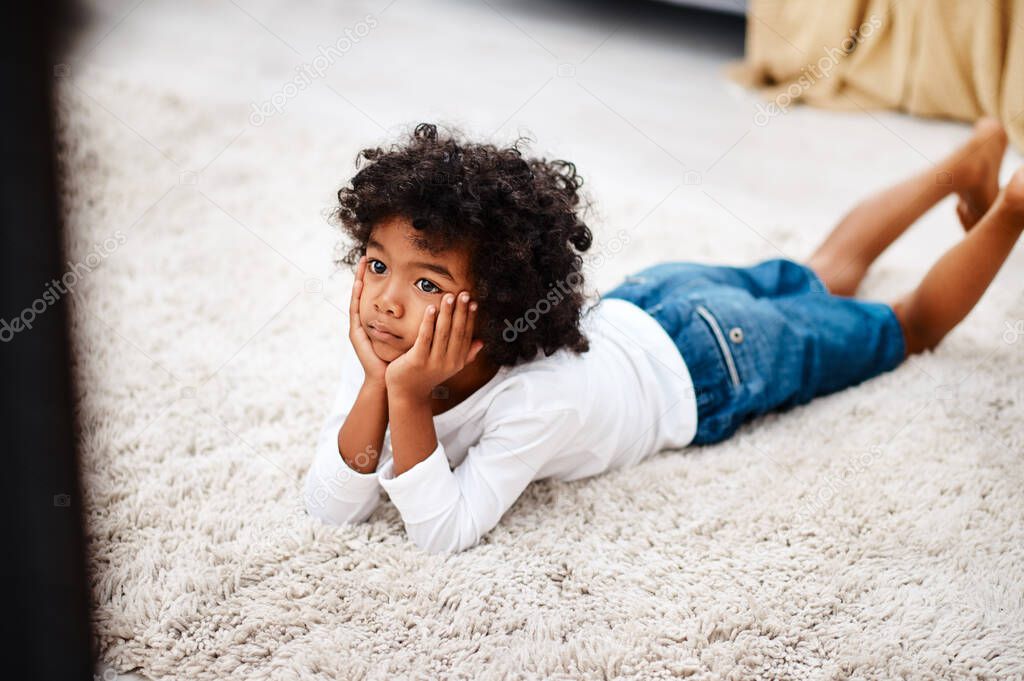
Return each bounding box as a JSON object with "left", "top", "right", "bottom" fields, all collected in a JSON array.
[
  {"left": 411, "top": 303, "right": 436, "bottom": 359},
  {"left": 466, "top": 339, "right": 485, "bottom": 364},
  {"left": 349, "top": 256, "right": 365, "bottom": 323},
  {"left": 430, "top": 294, "right": 456, "bottom": 363},
  {"left": 448, "top": 292, "right": 470, "bottom": 359},
  {"left": 466, "top": 300, "right": 478, "bottom": 337},
  {"left": 462, "top": 301, "right": 479, "bottom": 359}
]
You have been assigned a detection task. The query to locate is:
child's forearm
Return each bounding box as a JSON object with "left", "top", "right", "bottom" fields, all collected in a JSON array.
[
  {"left": 337, "top": 379, "right": 388, "bottom": 474},
  {"left": 386, "top": 389, "right": 438, "bottom": 477}
]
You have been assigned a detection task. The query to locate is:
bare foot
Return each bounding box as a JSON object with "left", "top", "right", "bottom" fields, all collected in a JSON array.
[{"left": 949, "top": 117, "right": 1008, "bottom": 231}]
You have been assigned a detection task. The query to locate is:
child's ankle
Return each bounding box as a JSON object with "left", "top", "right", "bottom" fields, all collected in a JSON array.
[{"left": 1004, "top": 168, "right": 1024, "bottom": 213}]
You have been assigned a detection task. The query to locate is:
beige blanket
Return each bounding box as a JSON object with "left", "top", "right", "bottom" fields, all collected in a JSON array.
[{"left": 728, "top": 0, "right": 1024, "bottom": 151}]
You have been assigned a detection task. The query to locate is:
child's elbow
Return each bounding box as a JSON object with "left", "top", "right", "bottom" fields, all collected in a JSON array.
[
  {"left": 302, "top": 492, "right": 332, "bottom": 523},
  {"left": 406, "top": 522, "right": 482, "bottom": 556},
  {"left": 302, "top": 475, "right": 377, "bottom": 526},
  {"left": 303, "top": 495, "right": 375, "bottom": 526}
]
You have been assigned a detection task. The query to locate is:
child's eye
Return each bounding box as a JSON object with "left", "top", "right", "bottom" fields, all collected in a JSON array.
[
  {"left": 417, "top": 278, "right": 441, "bottom": 294},
  {"left": 367, "top": 259, "right": 440, "bottom": 294}
]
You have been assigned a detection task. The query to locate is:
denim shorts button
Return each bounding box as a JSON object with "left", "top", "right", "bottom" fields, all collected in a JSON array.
[{"left": 729, "top": 326, "right": 744, "bottom": 343}]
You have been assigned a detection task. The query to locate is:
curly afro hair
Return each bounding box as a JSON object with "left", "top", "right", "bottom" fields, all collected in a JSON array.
[{"left": 330, "top": 122, "right": 596, "bottom": 368}]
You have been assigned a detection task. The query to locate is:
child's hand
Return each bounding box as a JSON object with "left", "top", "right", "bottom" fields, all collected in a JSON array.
[
  {"left": 349, "top": 255, "right": 390, "bottom": 386},
  {"left": 384, "top": 290, "right": 485, "bottom": 400}
]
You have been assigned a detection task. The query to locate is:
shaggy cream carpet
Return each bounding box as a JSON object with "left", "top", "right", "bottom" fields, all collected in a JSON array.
[{"left": 59, "top": 2, "right": 1023, "bottom": 679}]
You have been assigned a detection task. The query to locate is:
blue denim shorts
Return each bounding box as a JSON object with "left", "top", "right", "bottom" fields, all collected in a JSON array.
[{"left": 602, "top": 258, "right": 906, "bottom": 445}]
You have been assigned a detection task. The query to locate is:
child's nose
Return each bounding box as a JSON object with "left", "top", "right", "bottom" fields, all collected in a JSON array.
[{"left": 374, "top": 285, "right": 402, "bottom": 317}]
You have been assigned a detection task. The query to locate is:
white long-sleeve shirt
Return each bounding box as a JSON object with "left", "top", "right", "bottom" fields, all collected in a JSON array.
[{"left": 303, "top": 296, "right": 698, "bottom": 555}]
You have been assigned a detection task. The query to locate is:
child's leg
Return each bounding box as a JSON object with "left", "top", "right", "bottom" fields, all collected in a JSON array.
[
  {"left": 807, "top": 118, "right": 1007, "bottom": 297},
  {"left": 891, "top": 168, "right": 1024, "bottom": 356}
]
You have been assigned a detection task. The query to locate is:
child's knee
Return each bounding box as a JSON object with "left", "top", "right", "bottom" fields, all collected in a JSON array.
[{"left": 890, "top": 298, "right": 941, "bottom": 356}]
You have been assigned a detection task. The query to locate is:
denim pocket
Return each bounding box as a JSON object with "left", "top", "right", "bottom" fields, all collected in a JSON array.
[{"left": 693, "top": 303, "right": 742, "bottom": 389}]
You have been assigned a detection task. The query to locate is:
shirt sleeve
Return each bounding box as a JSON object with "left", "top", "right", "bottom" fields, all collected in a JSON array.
[
  {"left": 302, "top": 344, "right": 388, "bottom": 526},
  {"left": 377, "top": 405, "right": 583, "bottom": 555}
]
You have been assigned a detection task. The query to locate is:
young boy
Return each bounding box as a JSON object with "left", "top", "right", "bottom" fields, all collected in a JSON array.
[{"left": 304, "top": 119, "right": 1020, "bottom": 555}]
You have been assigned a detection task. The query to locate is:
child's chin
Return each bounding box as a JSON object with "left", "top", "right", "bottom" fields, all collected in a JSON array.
[{"left": 372, "top": 339, "right": 404, "bottom": 359}]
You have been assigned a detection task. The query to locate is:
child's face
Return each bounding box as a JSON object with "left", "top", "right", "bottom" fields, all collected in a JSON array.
[{"left": 360, "top": 215, "right": 476, "bottom": 361}]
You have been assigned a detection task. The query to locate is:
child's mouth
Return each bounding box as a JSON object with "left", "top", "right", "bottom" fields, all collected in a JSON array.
[{"left": 368, "top": 323, "right": 400, "bottom": 341}]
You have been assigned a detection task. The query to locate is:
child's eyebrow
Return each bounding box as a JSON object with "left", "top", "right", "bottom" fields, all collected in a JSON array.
[
  {"left": 367, "top": 237, "right": 457, "bottom": 283},
  {"left": 413, "top": 262, "right": 457, "bottom": 283}
]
